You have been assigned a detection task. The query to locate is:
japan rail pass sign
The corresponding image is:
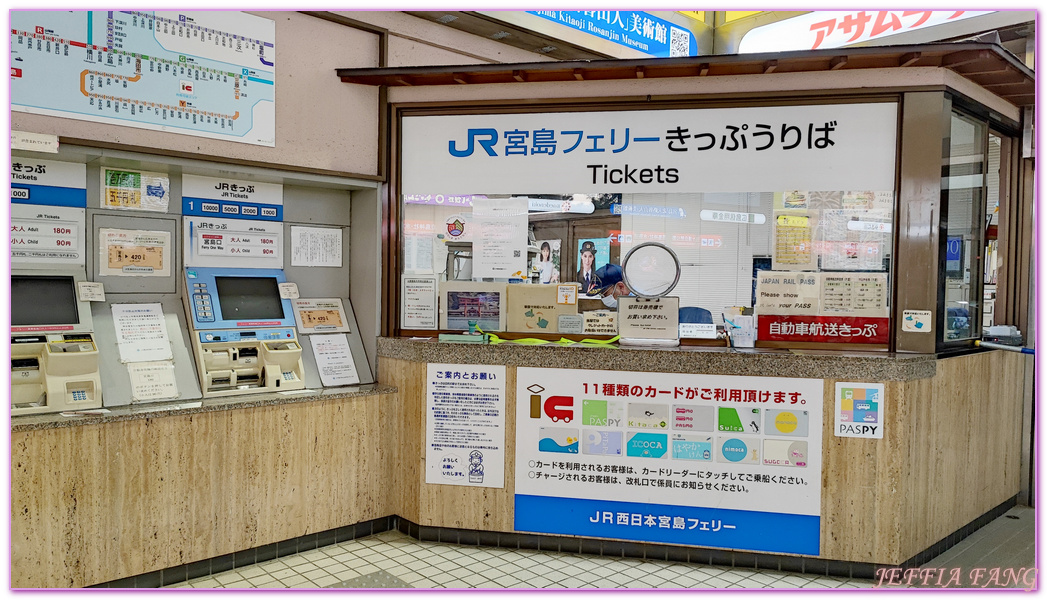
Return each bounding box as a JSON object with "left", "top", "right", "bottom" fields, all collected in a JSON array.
[
  {"left": 515, "top": 367, "right": 823, "bottom": 555},
  {"left": 402, "top": 102, "right": 897, "bottom": 195}
]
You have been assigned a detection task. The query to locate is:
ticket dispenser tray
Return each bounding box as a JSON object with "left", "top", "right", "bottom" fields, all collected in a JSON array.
[
  {"left": 193, "top": 329, "right": 305, "bottom": 398},
  {"left": 11, "top": 271, "right": 103, "bottom": 415},
  {"left": 11, "top": 334, "right": 103, "bottom": 415}
]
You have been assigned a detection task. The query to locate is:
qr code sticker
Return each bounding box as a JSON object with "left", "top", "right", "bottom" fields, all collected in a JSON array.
[
  {"left": 513, "top": 250, "right": 521, "bottom": 257},
  {"left": 669, "top": 27, "right": 690, "bottom": 57}
]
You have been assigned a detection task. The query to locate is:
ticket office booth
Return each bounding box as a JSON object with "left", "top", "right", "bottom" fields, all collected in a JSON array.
[
  {"left": 341, "top": 42, "right": 1033, "bottom": 568},
  {"left": 10, "top": 145, "right": 379, "bottom": 410},
  {"left": 361, "top": 45, "right": 1033, "bottom": 353}
]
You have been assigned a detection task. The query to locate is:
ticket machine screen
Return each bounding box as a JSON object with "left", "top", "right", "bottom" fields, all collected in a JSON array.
[
  {"left": 12, "top": 275, "right": 79, "bottom": 327},
  {"left": 215, "top": 276, "right": 284, "bottom": 321}
]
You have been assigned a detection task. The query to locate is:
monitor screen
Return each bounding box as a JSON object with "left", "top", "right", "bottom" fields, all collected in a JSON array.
[
  {"left": 214, "top": 276, "right": 285, "bottom": 321},
  {"left": 11, "top": 275, "right": 79, "bottom": 326}
]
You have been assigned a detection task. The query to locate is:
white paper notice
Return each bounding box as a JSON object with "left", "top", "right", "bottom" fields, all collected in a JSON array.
[
  {"left": 127, "top": 361, "right": 180, "bottom": 401},
  {"left": 291, "top": 226, "right": 342, "bottom": 267},
  {"left": 401, "top": 276, "right": 438, "bottom": 329},
  {"left": 309, "top": 334, "right": 361, "bottom": 387},
  {"left": 404, "top": 230, "right": 435, "bottom": 273},
  {"left": 77, "top": 281, "right": 106, "bottom": 302},
  {"left": 425, "top": 363, "right": 506, "bottom": 488},
  {"left": 472, "top": 197, "right": 528, "bottom": 279},
  {"left": 98, "top": 228, "right": 172, "bottom": 277},
  {"left": 111, "top": 304, "right": 173, "bottom": 363}
]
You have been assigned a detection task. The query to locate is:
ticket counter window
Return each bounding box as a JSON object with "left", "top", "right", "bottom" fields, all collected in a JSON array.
[
  {"left": 397, "top": 102, "right": 898, "bottom": 342},
  {"left": 400, "top": 188, "right": 894, "bottom": 334}
]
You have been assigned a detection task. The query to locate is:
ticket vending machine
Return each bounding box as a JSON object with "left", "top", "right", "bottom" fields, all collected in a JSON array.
[
  {"left": 11, "top": 270, "right": 103, "bottom": 415},
  {"left": 183, "top": 266, "right": 305, "bottom": 397}
]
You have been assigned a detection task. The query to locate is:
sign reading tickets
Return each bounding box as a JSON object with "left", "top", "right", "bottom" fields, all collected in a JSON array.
[
  {"left": 182, "top": 216, "right": 282, "bottom": 269},
  {"left": 181, "top": 173, "right": 283, "bottom": 221},
  {"left": 401, "top": 103, "right": 897, "bottom": 195},
  {"left": 516, "top": 368, "right": 823, "bottom": 555},
  {"left": 427, "top": 364, "right": 506, "bottom": 489},
  {"left": 10, "top": 159, "right": 87, "bottom": 267},
  {"left": 756, "top": 272, "right": 889, "bottom": 344}
]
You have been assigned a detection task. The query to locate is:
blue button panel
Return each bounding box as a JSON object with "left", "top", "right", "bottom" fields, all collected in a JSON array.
[{"left": 198, "top": 328, "right": 296, "bottom": 344}]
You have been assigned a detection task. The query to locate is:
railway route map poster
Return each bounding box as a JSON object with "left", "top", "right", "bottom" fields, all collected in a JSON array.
[{"left": 12, "top": 11, "right": 275, "bottom": 146}]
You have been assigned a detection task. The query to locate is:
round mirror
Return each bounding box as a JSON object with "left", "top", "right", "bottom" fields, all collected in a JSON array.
[{"left": 620, "top": 242, "right": 681, "bottom": 298}]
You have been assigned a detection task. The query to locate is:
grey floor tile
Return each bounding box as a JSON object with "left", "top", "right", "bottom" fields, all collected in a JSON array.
[{"left": 161, "top": 509, "right": 1034, "bottom": 591}]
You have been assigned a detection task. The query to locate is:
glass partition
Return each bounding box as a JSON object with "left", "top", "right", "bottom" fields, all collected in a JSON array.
[{"left": 941, "top": 111, "right": 987, "bottom": 343}]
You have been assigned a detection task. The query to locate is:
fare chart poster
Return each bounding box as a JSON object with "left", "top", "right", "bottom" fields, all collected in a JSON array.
[{"left": 515, "top": 367, "right": 823, "bottom": 555}]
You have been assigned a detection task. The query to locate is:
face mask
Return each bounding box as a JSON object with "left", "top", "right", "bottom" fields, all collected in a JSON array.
[{"left": 600, "top": 294, "right": 618, "bottom": 309}]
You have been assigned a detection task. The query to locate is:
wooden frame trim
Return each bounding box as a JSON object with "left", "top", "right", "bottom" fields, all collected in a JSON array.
[
  {"left": 336, "top": 42, "right": 1033, "bottom": 107},
  {"left": 52, "top": 137, "right": 384, "bottom": 184}
]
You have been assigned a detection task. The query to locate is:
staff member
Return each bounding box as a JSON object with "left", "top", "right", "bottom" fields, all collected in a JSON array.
[{"left": 576, "top": 240, "right": 602, "bottom": 294}]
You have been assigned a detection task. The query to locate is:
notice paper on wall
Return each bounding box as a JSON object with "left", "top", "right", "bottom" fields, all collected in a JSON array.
[
  {"left": 127, "top": 361, "right": 180, "bottom": 402},
  {"left": 402, "top": 276, "right": 438, "bottom": 329},
  {"left": 291, "top": 226, "right": 342, "bottom": 267},
  {"left": 98, "top": 228, "right": 171, "bottom": 277},
  {"left": 309, "top": 334, "right": 361, "bottom": 387},
  {"left": 755, "top": 272, "right": 890, "bottom": 344},
  {"left": 426, "top": 363, "right": 506, "bottom": 488},
  {"left": 472, "top": 197, "right": 528, "bottom": 279},
  {"left": 772, "top": 211, "right": 818, "bottom": 271},
  {"left": 404, "top": 226, "right": 435, "bottom": 273},
  {"left": 112, "top": 303, "right": 173, "bottom": 363}
]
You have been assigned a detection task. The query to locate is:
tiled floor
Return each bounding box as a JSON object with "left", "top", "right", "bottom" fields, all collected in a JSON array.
[{"left": 168, "top": 506, "right": 1035, "bottom": 590}]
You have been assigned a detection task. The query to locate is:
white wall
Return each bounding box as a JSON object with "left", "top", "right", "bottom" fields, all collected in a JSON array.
[{"left": 10, "top": 11, "right": 551, "bottom": 178}]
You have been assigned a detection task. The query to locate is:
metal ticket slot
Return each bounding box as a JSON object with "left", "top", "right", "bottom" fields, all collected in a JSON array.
[
  {"left": 11, "top": 271, "right": 103, "bottom": 414},
  {"left": 183, "top": 267, "right": 305, "bottom": 397}
]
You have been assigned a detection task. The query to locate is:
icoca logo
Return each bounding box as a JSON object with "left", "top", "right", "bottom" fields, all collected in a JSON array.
[{"left": 634, "top": 440, "right": 664, "bottom": 449}]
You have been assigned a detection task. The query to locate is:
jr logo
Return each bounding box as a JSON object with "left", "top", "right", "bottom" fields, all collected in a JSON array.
[{"left": 448, "top": 128, "right": 498, "bottom": 157}]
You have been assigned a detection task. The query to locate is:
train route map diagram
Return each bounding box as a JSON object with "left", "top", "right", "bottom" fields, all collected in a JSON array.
[{"left": 11, "top": 11, "right": 276, "bottom": 146}]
